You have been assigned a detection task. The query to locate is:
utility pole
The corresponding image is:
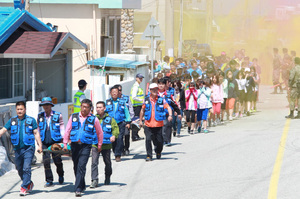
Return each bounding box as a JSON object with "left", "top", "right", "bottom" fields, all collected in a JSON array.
[
  {"left": 206, "top": 0, "right": 213, "bottom": 46},
  {"left": 178, "top": 0, "right": 183, "bottom": 57}
]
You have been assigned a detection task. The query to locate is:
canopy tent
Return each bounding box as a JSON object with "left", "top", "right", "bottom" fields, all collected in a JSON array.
[{"left": 87, "top": 57, "right": 148, "bottom": 69}]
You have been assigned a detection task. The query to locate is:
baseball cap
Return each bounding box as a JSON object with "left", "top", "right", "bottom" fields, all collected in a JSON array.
[
  {"left": 245, "top": 67, "right": 250, "bottom": 72},
  {"left": 78, "top": 79, "right": 87, "bottom": 87},
  {"left": 149, "top": 83, "right": 158, "bottom": 89},
  {"left": 39, "top": 97, "right": 54, "bottom": 107},
  {"left": 136, "top": 73, "right": 144, "bottom": 78}
]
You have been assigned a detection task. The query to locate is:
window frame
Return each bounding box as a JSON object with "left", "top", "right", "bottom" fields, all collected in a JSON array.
[{"left": 0, "top": 58, "right": 26, "bottom": 104}]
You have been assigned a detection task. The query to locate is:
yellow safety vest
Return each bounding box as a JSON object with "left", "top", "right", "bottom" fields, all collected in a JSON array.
[
  {"left": 130, "top": 83, "right": 144, "bottom": 107},
  {"left": 73, "top": 91, "right": 85, "bottom": 113}
]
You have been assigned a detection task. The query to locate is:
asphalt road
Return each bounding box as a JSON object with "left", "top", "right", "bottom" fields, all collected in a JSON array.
[{"left": 1, "top": 85, "right": 300, "bottom": 199}]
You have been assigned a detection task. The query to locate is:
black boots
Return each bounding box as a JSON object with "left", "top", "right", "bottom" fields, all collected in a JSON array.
[{"left": 285, "top": 110, "right": 294, "bottom": 119}]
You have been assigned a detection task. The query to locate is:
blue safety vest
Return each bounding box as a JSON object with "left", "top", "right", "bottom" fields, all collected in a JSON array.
[
  {"left": 70, "top": 113, "right": 96, "bottom": 144},
  {"left": 106, "top": 98, "right": 126, "bottom": 122},
  {"left": 38, "top": 111, "right": 62, "bottom": 142},
  {"left": 144, "top": 96, "right": 166, "bottom": 121},
  {"left": 168, "top": 87, "right": 175, "bottom": 97},
  {"left": 164, "top": 90, "right": 174, "bottom": 111},
  {"left": 10, "top": 116, "right": 35, "bottom": 146}
]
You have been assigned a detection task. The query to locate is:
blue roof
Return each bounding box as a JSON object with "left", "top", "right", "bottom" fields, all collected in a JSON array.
[
  {"left": 87, "top": 57, "right": 148, "bottom": 69},
  {"left": 0, "top": 7, "right": 52, "bottom": 46}
]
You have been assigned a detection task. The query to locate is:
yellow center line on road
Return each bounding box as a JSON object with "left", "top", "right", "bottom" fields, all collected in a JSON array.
[{"left": 268, "top": 119, "right": 291, "bottom": 199}]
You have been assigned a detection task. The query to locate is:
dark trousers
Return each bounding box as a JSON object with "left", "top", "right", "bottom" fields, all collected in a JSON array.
[
  {"left": 144, "top": 126, "right": 163, "bottom": 158},
  {"left": 14, "top": 145, "right": 35, "bottom": 189},
  {"left": 42, "top": 144, "right": 64, "bottom": 183},
  {"left": 163, "top": 118, "right": 172, "bottom": 144},
  {"left": 71, "top": 142, "right": 91, "bottom": 192},
  {"left": 124, "top": 127, "right": 130, "bottom": 151},
  {"left": 132, "top": 106, "right": 142, "bottom": 139},
  {"left": 91, "top": 147, "right": 112, "bottom": 181},
  {"left": 112, "top": 122, "right": 125, "bottom": 157}
]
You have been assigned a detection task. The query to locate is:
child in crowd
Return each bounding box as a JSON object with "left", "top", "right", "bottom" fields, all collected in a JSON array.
[
  {"left": 250, "top": 66, "right": 260, "bottom": 111},
  {"left": 235, "top": 70, "right": 246, "bottom": 117},
  {"left": 211, "top": 74, "right": 224, "bottom": 125},
  {"left": 226, "top": 70, "right": 238, "bottom": 121},
  {"left": 219, "top": 71, "right": 228, "bottom": 123},
  {"left": 185, "top": 82, "right": 198, "bottom": 134},
  {"left": 197, "top": 79, "right": 211, "bottom": 133},
  {"left": 245, "top": 68, "right": 255, "bottom": 116}
]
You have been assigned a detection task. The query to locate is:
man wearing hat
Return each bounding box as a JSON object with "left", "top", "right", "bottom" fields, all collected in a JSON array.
[
  {"left": 37, "top": 97, "right": 65, "bottom": 187},
  {"left": 139, "top": 83, "right": 172, "bottom": 161},
  {"left": 74, "top": 79, "right": 87, "bottom": 113},
  {"left": 130, "top": 73, "right": 145, "bottom": 141}
]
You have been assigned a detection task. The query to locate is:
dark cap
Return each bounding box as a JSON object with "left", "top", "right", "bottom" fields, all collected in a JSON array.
[
  {"left": 136, "top": 73, "right": 144, "bottom": 78},
  {"left": 78, "top": 79, "right": 87, "bottom": 87}
]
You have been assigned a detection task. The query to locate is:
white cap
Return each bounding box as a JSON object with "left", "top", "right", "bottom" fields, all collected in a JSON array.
[
  {"left": 149, "top": 83, "right": 158, "bottom": 89},
  {"left": 244, "top": 67, "right": 250, "bottom": 72}
]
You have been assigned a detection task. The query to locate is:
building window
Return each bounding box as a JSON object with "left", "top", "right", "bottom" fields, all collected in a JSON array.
[{"left": 0, "top": 58, "right": 24, "bottom": 100}]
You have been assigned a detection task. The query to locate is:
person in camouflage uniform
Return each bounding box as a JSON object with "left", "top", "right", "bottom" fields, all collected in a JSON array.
[
  {"left": 272, "top": 48, "right": 283, "bottom": 94},
  {"left": 286, "top": 57, "right": 300, "bottom": 119}
]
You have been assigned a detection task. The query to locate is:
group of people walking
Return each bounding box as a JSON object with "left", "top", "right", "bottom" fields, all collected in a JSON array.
[{"left": 2, "top": 47, "right": 300, "bottom": 197}]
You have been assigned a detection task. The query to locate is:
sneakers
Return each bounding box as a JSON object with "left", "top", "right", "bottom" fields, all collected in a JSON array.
[
  {"left": 190, "top": 130, "right": 194, "bottom": 135},
  {"left": 203, "top": 129, "right": 208, "bottom": 133},
  {"left": 235, "top": 113, "right": 239, "bottom": 118},
  {"left": 197, "top": 127, "right": 201, "bottom": 133},
  {"left": 104, "top": 177, "right": 110, "bottom": 185},
  {"left": 75, "top": 191, "right": 82, "bottom": 197},
  {"left": 246, "top": 111, "right": 250, "bottom": 116},
  {"left": 90, "top": 180, "right": 98, "bottom": 188},
  {"left": 156, "top": 153, "right": 161, "bottom": 159},
  {"left": 229, "top": 116, "right": 233, "bottom": 121},
  {"left": 145, "top": 157, "right": 152, "bottom": 162},
  {"left": 59, "top": 176, "right": 64, "bottom": 184},
  {"left": 212, "top": 121, "right": 217, "bottom": 127},
  {"left": 239, "top": 113, "right": 243, "bottom": 118},
  {"left": 220, "top": 120, "right": 224, "bottom": 124},
  {"left": 176, "top": 134, "right": 180, "bottom": 138},
  {"left": 20, "top": 187, "right": 28, "bottom": 196},
  {"left": 44, "top": 181, "right": 54, "bottom": 187},
  {"left": 27, "top": 181, "right": 34, "bottom": 192}
]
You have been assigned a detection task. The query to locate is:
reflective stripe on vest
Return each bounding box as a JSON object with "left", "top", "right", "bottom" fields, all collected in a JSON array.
[
  {"left": 38, "top": 111, "right": 62, "bottom": 142},
  {"left": 144, "top": 97, "right": 166, "bottom": 121},
  {"left": 130, "top": 85, "right": 144, "bottom": 107},
  {"left": 74, "top": 92, "right": 84, "bottom": 113},
  {"left": 10, "top": 116, "right": 35, "bottom": 146},
  {"left": 70, "top": 113, "right": 96, "bottom": 144}
]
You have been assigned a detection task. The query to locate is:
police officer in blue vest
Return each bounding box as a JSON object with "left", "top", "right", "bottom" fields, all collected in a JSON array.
[
  {"left": 63, "top": 99, "right": 103, "bottom": 197},
  {"left": 0, "top": 101, "right": 43, "bottom": 196},
  {"left": 106, "top": 85, "right": 131, "bottom": 162},
  {"left": 90, "top": 101, "right": 119, "bottom": 188},
  {"left": 115, "top": 84, "right": 137, "bottom": 156},
  {"left": 37, "top": 97, "right": 64, "bottom": 187}
]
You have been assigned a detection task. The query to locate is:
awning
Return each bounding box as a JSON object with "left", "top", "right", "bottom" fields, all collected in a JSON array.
[
  {"left": 87, "top": 57, "right": 148, "bottom": 69},
  {"left": 0, "top": 31, "right": 87, "bottom": 59}
]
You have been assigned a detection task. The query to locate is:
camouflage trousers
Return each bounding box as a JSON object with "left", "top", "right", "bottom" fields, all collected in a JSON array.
[{"left": 289, "top": 87, "right": 300, "bottom": 110}]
